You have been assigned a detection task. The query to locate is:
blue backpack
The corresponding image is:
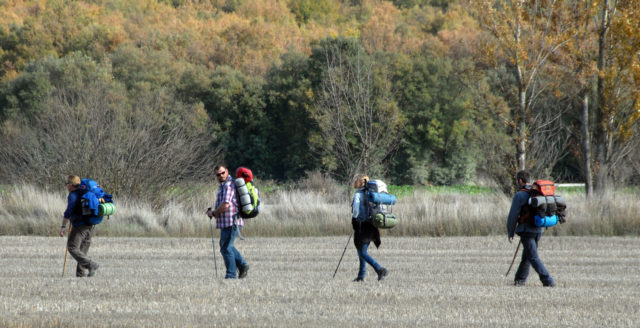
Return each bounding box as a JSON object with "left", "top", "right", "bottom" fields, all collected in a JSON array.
[
  {"left": 79, "top": 179, "right": 114, "bottom": 225},
  {"left": 360, "top": 180, "right": 398, "bottom": 229}
]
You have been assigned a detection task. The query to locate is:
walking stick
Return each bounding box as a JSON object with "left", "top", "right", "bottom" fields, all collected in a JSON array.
[
  {"left": 332, "top": 231, "right": 353, "bottom": 278},
  {"left": 505, "top": 240, "right": 521, "bottom": 277},
  {"left": 208, "top": 217, "right": 219, "bottom": 278},
  {"left": 62, "top": 226, "right": 72, "bottom": 277}
]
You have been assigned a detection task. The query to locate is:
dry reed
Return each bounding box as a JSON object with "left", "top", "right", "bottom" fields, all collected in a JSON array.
[{"left": 1, "top": 184, "right": 640, "bottom": 237}]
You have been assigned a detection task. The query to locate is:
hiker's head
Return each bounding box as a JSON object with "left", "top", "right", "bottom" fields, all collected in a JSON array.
[
  {"left": 353, "top": 174, "right": 369, "bottom": 189},
  {"left": 516, "top": 170, "right": 531, "bottom": 186},
  {"left": 215, "top": 165, "right": 229, "bottom": 183},
  {"left": 66, "top": 175, "right": 80, "bottom": 191}
]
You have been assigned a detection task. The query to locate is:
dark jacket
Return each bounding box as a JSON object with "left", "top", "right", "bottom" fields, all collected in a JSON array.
[
  {"left": 64, "top": 189, "right": 85, "bottom": 227},
  {"left": 507, "top": 184, "right": 544, "bottom": 238},
  {"left": 352, "top": 218, "right": 381, "bottom": 250}
]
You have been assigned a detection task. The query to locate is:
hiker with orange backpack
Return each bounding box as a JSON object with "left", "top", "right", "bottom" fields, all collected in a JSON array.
[{"left": 506, "top": 170, "right": 555, "bottom": 287}]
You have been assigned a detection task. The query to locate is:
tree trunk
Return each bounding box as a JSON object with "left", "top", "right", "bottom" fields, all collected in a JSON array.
[
  {"left": 514, "top": 20, "right": 527, "bottom": 171},
  {"left": 581, "top": 93, "right": 593, "bottom": 197},
  {"left": 594, "top": 0, "right": 610, "bottom": 191},
  {"left": 517, "top": 89, "right": 527, "bottom": 171}
]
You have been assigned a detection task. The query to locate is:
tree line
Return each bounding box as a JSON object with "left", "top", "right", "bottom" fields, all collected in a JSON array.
[{"left": 0, "top": 0, "right": 639, "bottom": 200}]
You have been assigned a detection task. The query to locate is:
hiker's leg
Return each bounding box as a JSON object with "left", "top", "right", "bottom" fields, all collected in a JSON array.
[
  {"left": 529, "top": 233, "right": 554, "bottom": 286},
  {"left": 67, "top": 225, "right": 95, "bottom": 272},
  {"left": 75, "top": 225, "right": 96, "bottom": 276},
  {"left": 356, "top": 243, "right": 367, "bottom": 279},
  {"left": 231, "top": 226, "right": 246, "bottom": 269},
  {"left": 79, "top": 225, "right": 94, "bottom": 259},
  {"left": 359, "top": 242, "right": 381, "bottom": 272},
  {"left": 219, "top": 226, "right": 237, "bottom": 278},
  {"left": 514, "top": 234, "right": 533, "bottom": 283}
]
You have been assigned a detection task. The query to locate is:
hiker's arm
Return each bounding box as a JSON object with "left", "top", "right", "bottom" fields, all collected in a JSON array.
[
  {"left": 59, "top": 218, "right": 70, "bottom": 237},
  {"left": 62, "top": 192, "right": 78, "bottom": 220},
  {"left": 60, "top": 192, "right": 79, "bottom": 237},
  {"left": 506, "top": 191, "right": 527, "bottom": 239},
  {"left": 214, "top": 202, "right": 229, "bottom": 217},
  {"left": 352, "top": 192, "right": 361, "bottom": 219}
]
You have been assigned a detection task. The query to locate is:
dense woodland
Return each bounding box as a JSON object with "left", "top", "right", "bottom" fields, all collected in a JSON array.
[{"left": 0, "top": 0, "right": 639, "bottom": 200}]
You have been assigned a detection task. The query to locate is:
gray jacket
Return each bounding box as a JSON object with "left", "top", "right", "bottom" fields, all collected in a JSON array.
[{"left": 507, "top": 185, "right": 544, "bottom": 238}]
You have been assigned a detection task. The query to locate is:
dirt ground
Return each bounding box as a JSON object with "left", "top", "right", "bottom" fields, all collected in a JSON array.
[{"left": 1, "top": 235, "right": 639, "bottom": 327}]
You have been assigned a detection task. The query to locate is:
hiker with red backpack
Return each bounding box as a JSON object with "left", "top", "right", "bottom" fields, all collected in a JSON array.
[
  {"left": 506, "top": 170, "right": 556, "bottom": 287},
  {"left": 207, "top": 165, "right": 249, "bottom": 279}
]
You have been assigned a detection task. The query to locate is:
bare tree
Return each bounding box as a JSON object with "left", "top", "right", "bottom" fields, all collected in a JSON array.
[
  {"left": 591, "top": 0, "right": 640, "bottom": 191},
  {"left": 0, "top": 80, "right": 220, "bottom": 204},
  {"left": 313, "top": 39, "right": 404, "bottom": 181},
  {"left": 466, "top": 0, "right": 580, "bottom": 173},
  {"left": 527, "top": 98, "right": 572, "bottom": 178}
]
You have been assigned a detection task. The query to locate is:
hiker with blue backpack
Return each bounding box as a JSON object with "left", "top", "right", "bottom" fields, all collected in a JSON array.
[
  {"left": 351, "top": 174, "right": 388, "bottom": 282},
  {"left": 59, "top": 175, "right": 101, "bottom": 277},
  {"left": 506, "top": 170, "right": 556, "bottom": 287},
  {"left": 207, "top": 165, "right": 249, "bottom": 279}
]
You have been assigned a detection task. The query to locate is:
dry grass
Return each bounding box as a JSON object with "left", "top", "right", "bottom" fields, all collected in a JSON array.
[
  {"left": 1, "top": 235, "right": 639, "bottom": 327},
  {"left": 2, "top": 184, "right": 640, "bottom": 237}
]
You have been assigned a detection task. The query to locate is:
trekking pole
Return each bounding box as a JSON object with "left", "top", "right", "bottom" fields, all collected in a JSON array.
[
  {"left": 505, "top": 240, "right": 521, "bottom": 277},
  {"left": 332, "top": 231, "right": 353, "bottom": 278},
  {"left": 208, "top": 216, "right": 219, "bottom": 278},
  {"left": 62, "top": 226, "right": 72, "bottom": 277}
]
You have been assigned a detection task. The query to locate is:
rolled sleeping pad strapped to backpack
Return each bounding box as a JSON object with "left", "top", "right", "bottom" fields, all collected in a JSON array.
[
  {"left": 98, "top": 202, "right": 115, "bottom": 216},
  {"left": 234, "top": 178, "right": 254, "bottom": 213},
  {"left": 545, "top": 195, "right": 557, "bottom": 214},
  {"left": 373, "top": 212, "right": 397, "bottom": 229},
  {"left": 368, "top": 192, "right": 396, "bottom": 205},
  {"left": 366, "top": 180, "right": 388, "bottom": 193},
  {"left": 554, "top": 195, "right": 567, "bottom": 223},
  {"left": 528, "top": 196, "right": 546, "bottom": 208},
  {"left": 534, "top": 214, "right": 559, "bottom": 228},
  {"left": 529, "top": 195, "right": 561, "bottom": 227}
]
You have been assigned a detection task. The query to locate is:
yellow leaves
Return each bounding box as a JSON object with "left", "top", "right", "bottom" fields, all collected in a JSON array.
[
  {"left": 553, "top": 89, "right": 563, "bottom": 98},
  {"left": 235, "top": 0, "right": 292, "bottom": 24},
  {"left": 360, "top": 1, "right": 401, "bottom": 52}
]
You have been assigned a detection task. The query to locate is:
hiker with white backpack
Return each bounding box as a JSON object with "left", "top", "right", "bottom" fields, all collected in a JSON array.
[{"left": 351, "top": 174, "right": 388, "bottom": 282}]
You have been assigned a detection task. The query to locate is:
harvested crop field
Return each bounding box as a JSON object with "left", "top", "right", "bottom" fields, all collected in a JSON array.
[{"left": 1, "top": 235, "right": 639, "bottom": 327}]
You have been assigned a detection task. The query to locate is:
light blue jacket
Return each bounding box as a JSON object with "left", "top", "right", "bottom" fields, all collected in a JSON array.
[
  {"left": 507, "top": 185, "right": 544, "bottom": 238},
  {"left": 352, "top": 188, "right": 368, "bottom": 221}
]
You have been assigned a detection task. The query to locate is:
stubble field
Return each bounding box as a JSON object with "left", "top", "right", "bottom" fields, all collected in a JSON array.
[{"left": 1, "top": 235, "right": 639, "bottom": 327}]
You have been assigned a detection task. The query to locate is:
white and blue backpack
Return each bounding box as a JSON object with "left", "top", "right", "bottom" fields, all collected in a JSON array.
[{"left": 364, "top": 180, "right": 398, "bottom": 229}]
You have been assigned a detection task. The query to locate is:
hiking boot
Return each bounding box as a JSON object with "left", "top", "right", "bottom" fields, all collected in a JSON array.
[
  {"left": 514, "top": 280, "right": 526, "bottom": 286},
  {"left": 76, "top": 265, "right": 87, "bottom": 277},
  {"left": 238, "top": 264, "right": 249, "bottom": 279},
  {"left": 88, "top": 263, "right": 99, "bottom": 277},
  {"left": 376, "top": 267, "right": 388, "bottom": 281},
  {"left": 353, "top": 277, "right": 364, "bottom": 282}
]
